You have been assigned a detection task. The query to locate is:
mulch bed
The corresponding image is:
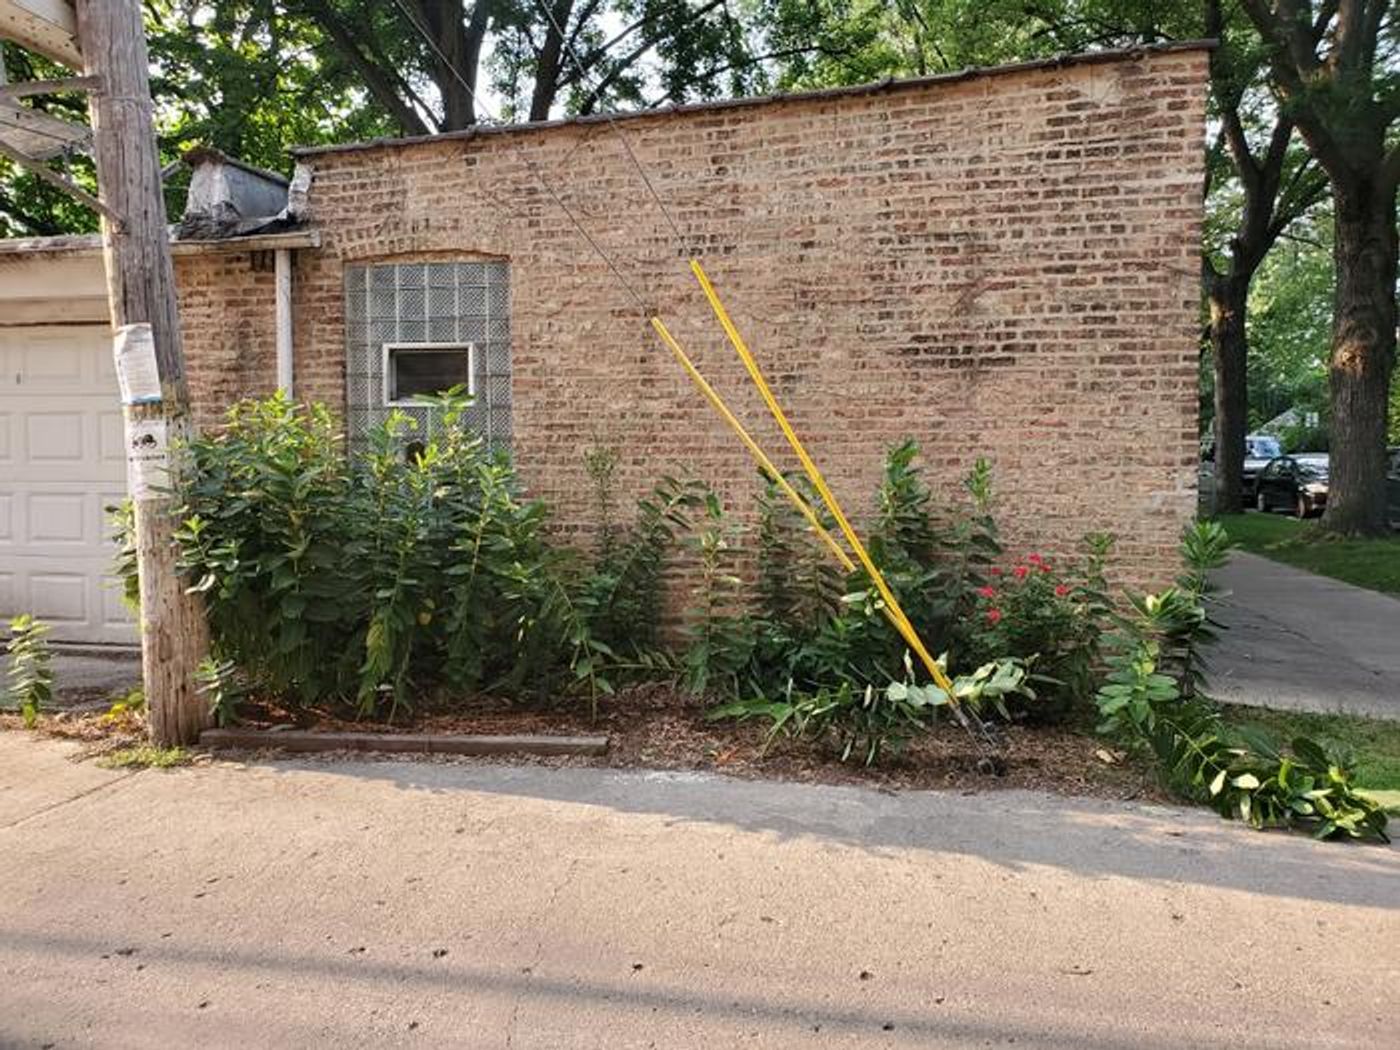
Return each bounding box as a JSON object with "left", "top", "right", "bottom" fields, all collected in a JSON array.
[{"left": 4, "top": 684, "right": 1164, "bottom": 802}]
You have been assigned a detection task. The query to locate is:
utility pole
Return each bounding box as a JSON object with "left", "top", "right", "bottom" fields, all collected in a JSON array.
[{"left": 75, "top": 0, "right": 208, "bottom": 745}]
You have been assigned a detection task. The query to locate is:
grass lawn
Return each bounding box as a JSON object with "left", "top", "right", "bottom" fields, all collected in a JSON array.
[
  {"left": 1220, "top": 704, "right": 1400, "bottom": 810},
  {"left": 1216, "top": 512, "right": 1400, "bottom": 596}
]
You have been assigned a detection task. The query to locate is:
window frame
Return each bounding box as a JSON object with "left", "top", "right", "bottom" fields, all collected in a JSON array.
[{"left": 380, "top": 341, "right": 477, "bottom": 408}]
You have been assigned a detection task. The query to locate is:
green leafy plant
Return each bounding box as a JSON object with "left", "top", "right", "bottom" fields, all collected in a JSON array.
[
  {"left": 964, "top": 543, "right": 1111, "bottom": 720},
  {"left": 5, "top": 614, "right": 53, "bottom": 728},
  {"left": 713, "top": 655, "right": 1034, "bottom": 766},
  {"left": 1095, "top": 522, "right": 1388, "bottom": 842},
  {"left": 195, "top": 657, "right": 247, "bottom": 727},
  {"left": 101, "top": 686, "right": 146, "bottom": 725},
  {"left": 681, "top": 490, "right": 754, "bottom": 697},
  {"left": 161, "top": 393, "right": 708, "bottom": 720},
  {"left": 579, "top": 472, "right": 705, "bottom": 656},
  {"left": 107, "top": 499, "right": 141, "bottom": 613}
]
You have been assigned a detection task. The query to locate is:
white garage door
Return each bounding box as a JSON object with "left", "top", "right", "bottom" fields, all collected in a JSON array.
[{"left": 0, "top": 325, "right": 136, "bottom": 645}]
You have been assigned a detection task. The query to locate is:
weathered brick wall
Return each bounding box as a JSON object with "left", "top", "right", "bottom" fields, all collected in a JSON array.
[
  {"left": 176, "top": 251, "right": 280, "bottom": 429},
  {"left": 181, "top": 46, "right": 1208, "bottom": 590}
]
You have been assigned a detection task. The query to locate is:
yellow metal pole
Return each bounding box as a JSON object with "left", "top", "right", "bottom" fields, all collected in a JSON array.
[
  {"left": 689, "top": 260, "right": 957, "bottom": 697},
  {"left": 648, "top": 317, "right": 855, "bottom": 573}
]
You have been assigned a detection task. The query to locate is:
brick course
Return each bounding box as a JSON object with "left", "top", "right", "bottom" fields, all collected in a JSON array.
[{"left": 177, "top": 47, "right": 1208, "bottom": 590}]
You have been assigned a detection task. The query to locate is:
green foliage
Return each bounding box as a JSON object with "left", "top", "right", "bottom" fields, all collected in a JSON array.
[
  {"left": 752, "top": 473, "right": 844, "bottom": 658},
  {"left": 162, "top": 393, "right": 697, "bottom": 718},
  {"left": 713, "top": 655, "right": 1034, "bottom": 766},
  {"left": 195, "top": 658, "right": 247, "bottom": 728},
  {"left": 98, "top": 745, "right": 192, "bottom": 770},
  {"left": 681, "top": 491, "right": 755, "bottom": 697},
  {"left": 1095, "top": 521, "right": 1388, "bottom": 842},
  {"left": 107, "top": 499, "right": 142, "bottom": 613},
  {"left": 579, "top": 473, "right": 705, "bottom": 657},
  {"left": 5, "top": 615, "right": 53, "bottom": 728},
  {"left": 101, "top": 687, "right": 147, "bottom": 726}
]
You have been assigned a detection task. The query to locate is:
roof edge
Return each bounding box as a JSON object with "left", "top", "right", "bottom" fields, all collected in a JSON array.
[
  {"left": 182, "top": 145, "right": 291, "bottom": 187},
  {"left": 292, "top": 40, "right": 1216, "bottom": 160},
  {"left": 0, "top": 228, "right": 321, "bottom": 258}
]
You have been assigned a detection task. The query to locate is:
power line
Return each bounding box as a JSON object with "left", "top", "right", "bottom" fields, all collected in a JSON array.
[
  {"left": 389, "top": 0, "right": 650, "bottom": 316},
  {"left": 530, "top": 0, "right": 689, "bottom": 254}
]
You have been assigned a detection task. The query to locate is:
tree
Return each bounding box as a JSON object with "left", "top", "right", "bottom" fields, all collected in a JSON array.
[
  {"left": 762, "top": 1, "right": 1330, "bottom": 513},
  {"left": 1239, "top": 0, "right": 1399, "bottom": 534},
  {"left": 1246, "top": 207, "right": 1333, "bottom": 434},
  {"left": 0, "top": 42, "right": 98, "bottom": 237},
  {"left": 292, "top": 0, "right": 763, "bottom": 129},
  {"left": 1201, "top": 0, "right": 1325, "bottom": 512}
]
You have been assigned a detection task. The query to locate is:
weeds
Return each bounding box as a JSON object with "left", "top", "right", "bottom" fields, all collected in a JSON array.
[
  {"left": 1095, "top": 521, "right": 1388, "bottom": 842},
  {"left": 5, "top": 615, "right": 53, "bottom": 728}
]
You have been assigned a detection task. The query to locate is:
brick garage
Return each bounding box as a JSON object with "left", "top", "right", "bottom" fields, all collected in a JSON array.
[{"left": 183, "top": 43, "right": 1208, "bottom": 589}]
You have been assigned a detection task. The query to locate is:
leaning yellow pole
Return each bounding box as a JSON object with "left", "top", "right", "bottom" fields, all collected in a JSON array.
[
  {"left": 648, "top": 317, "right": 855, "bottom": 574},
  {"left": 689, "top": 260, "right": 958, "bottom": 698}
]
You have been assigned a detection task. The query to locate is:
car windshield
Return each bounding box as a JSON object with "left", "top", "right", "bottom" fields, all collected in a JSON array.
[{"left": 1295, "top": 457, "right": 1329, "bottom": 480}]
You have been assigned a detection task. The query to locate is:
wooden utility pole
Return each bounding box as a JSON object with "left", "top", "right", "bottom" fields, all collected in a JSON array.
[{"left": 75, "top": 0, "right": 209, "bottom": 745}]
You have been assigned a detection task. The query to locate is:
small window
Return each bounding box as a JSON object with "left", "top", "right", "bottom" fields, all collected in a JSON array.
[{"left": 382, "top": 343, "right": 475, "bottom": 406}]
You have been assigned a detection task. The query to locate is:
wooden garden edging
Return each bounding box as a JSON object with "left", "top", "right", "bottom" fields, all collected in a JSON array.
[{"left": 200, "top": 728, "right": 608, "bottom": 757}]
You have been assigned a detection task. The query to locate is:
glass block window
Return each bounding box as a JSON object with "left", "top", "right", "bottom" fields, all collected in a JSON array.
[{"left": 344, "top": 260, "right": 511, "bottom": 448}]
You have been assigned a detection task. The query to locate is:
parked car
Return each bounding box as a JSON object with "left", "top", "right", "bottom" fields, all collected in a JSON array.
[
  {"left": 1242, "top": 434, "right": 1284, "bottom": 501},
  {"left": 1199, "top": 433, "right": 1284, "bottom": 505},
  {"left": 1255, "top": 454, "right": 1328, "bottom": 518}
]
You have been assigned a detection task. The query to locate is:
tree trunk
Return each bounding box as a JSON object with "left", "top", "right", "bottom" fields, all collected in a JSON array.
[
  {"left": 75, "top": 0, "right": 211, "bottom": 746},
  {"left": 1208, "top": 273, "right": 1250, "bottom": 514},
  {"left": 529, "top": 0, "right": 574, "bottom": 122},
  {"left": 1321, "top": 181, "right": 1399, "bottom": 535}
]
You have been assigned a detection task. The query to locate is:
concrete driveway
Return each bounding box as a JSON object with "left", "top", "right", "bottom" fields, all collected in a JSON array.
[
  {"left": 1210, "top": 551, "right": 1400, "bottom": 719},
  {"left": 1, "top": 733, "right": 1396, "bottom": 1049}
]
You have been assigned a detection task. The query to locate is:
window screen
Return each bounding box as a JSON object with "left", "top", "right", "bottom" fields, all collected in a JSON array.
[
  {"left": 385, "top": 344, "right": 475, "bottom": 404},
  {"left": 344, "top": 261, "right": 511, "bottom": 449}
]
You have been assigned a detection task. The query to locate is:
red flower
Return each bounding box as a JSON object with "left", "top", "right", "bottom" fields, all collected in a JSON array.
[
  {"left": 977, "top": 585, "right": 997, "bottom": 599},
  {"left": 1040, "top": 563, "right": 1053, "bottom": 574},
  {"left": 1013, "top": 565, "right": 1029, "bottom": 580},
  {"left": 986, "top": 608, "right": 1003, "bottom": 625},
  {"left": 989, "top": 566, "right": 1003, "bottom": 576},
  {"left": 1027, "top": 553, "right": 1043, "bottom": 565},
  {"left": 1054, "top": 584, "right": 1070, "bottom": 597}
]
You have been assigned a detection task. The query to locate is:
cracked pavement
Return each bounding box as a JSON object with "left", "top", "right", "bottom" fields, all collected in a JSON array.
[{"left": 2, "top": 733, "right": 1397, "bottom": 1048}]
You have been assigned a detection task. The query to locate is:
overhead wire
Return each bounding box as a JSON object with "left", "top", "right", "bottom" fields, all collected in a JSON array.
[
  {"left": 390, "top": 0, "right": 650, "bottom": 317},
  {"left": 389, "top": 0, "right": 845, "bottom": 551},
  {"left": 530, "top": 1, "right": 979, "bottom": 712},
  {"left": 393, "top": 0, "right": 996, "bottom": 739}
]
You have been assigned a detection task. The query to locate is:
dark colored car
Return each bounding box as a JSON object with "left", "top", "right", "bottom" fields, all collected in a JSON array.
[{"left": 1255, "top": 455, "right": 1328, "bottom": 518}]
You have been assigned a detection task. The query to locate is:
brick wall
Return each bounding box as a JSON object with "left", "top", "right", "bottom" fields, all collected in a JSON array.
[
  {"left": 180, "top": 46, "right": 1208, "bottom": 590},
  {"left": 176, "top": 251, "right": 280, "bottom": 429}
]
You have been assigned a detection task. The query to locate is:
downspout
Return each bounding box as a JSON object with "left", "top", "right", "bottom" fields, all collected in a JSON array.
[{"left": 275, "top": 247, "right": 293, "bottom": 395}]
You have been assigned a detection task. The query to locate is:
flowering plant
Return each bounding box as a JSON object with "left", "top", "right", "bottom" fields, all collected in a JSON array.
[{"left": 962, "top": 539, "right": 1112, "bottom": 720}]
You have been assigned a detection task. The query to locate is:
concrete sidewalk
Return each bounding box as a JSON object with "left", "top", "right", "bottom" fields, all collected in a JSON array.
[
  {"left": 1, "top": 733, "right": 1396, "bottom": 1049},
  {"left": 1210, "top": 551, "right": 1400, "bottom": 719}
]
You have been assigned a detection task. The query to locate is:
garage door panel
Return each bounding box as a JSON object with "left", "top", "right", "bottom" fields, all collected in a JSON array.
[
  {"left": 24, "top": 341, "right": 86, "bottom": 382},
  {"left": 28, "top": 572, "right": 89, "bottom": 624},
  {"left": 28, "top": 493, "right": 89, "bottom": 543},
  {"left": 98, "top": 410, "right": 125, "bottom": 463},
  {"left": 25, "top": 410, "right": 88, "bottom": 463},
  {"left": 1, "top": 325, "right": 135, "bottom": 645},
  {"left": 100, "top": 579, "right": 133, "bottom": 631}
]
